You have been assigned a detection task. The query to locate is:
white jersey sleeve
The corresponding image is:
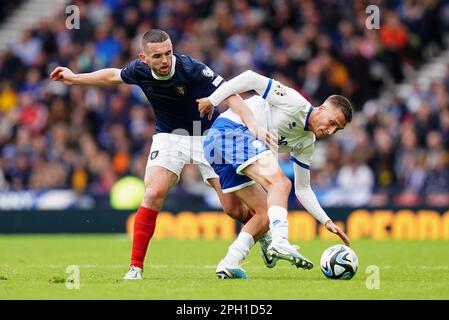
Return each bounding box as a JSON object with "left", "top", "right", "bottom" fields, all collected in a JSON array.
[
  {"left": 208, "top": 70, "right": 270, "bottom": 106},
  {"left": 292, "top": 149, "right": 331, "bottom": 225},
  {"left": 208, "top": 70, "right": 308, "bottom": 113}
]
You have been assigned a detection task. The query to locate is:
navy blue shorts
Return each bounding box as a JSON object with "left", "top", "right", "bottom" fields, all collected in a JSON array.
[{"left": 204, "top": 117, "right": 270, "bottom": 193}]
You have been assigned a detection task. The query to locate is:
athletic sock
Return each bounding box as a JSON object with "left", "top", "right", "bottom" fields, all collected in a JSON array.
[
  {"left": 222, "top": 231, "right": 255, "bottom": 267},
  {"left": 130, "top": 206, "right": 158, "bottom": 269},
  {"left": 267, "top": 205, "right": 289, "bottom": 242}
]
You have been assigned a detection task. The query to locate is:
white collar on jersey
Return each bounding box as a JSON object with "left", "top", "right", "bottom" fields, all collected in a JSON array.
[{"left": 151, "top": 55, "right": 176, "bottom": 80}]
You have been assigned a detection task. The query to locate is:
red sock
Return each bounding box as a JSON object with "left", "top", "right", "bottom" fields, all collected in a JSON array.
[{"left": 130, "top": 206, "right": 158, "bottom": 269}]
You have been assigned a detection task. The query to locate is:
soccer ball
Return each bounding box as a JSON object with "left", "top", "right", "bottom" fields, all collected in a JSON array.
[{"left": 320, "top": 244, "right": 358, "bottom": 280}]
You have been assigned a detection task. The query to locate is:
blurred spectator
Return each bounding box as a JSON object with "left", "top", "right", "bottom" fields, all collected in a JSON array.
[
  {"left": 423, "top": 151, "right": 449, "bottom": 206},
  {"left": 324, "top": 154, "right": 374, "bottom": 206},
  {"left": 13, "top": 30, "right": 42, "bottom": 67},
  {"left": 0, "top": 0, "right": 448, "bottom": 209},
  {"left": 0, "top": 81, "right": 18, "bottom": 113}
]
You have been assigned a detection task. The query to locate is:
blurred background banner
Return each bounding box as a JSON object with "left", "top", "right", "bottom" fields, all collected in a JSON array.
[
  {"left": 1, "top": 207, "right": 448, "bottom": 241},
  {"left": 0, "top": 0, "right": 449, "bottom": 236}
]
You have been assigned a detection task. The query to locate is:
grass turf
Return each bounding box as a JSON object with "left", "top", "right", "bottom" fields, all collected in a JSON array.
[{"left": 0, "top": 235, "right": 448, "bottom": 299}]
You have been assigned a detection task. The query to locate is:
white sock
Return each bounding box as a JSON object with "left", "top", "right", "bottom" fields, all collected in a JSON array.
[
  {"left": 267, "top": 205, "right": 289, "bottom": 242},
  {"left": 222, "top": 231, "right": 255, "bottom": 267}
]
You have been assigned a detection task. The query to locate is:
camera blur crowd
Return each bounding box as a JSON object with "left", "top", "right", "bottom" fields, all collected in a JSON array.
[{"left": 0, "top": 0, "right": 449, "bottom": 208}]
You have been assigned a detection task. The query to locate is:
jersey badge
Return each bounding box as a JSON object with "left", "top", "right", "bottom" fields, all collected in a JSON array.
[
  {"left": 175, "top": 84, "right": 187, "bottom": 96},
  {"left": 202, "top": 66, "right": 214, "bottom": 78}
]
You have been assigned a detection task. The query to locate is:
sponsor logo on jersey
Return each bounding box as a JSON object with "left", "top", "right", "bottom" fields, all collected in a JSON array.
[
  {"left": 278, "top": 136, "right": 288, "bottom": 146},
  {"left": 202, "top": 66, "right": 214, "bottom": 78},
  {"left": 150, "top": 151, "right": 159, "bottom": 160},
  {"left": 212, "top": 75, "right": 223, "bottom": 87},
  {"left": 274, "top": 83, "right": 286, "bottom": 96}
]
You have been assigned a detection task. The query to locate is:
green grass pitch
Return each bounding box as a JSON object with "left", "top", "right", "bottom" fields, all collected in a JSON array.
[{"left": 0, "top": 235, "right": 448, "bottom": 299}]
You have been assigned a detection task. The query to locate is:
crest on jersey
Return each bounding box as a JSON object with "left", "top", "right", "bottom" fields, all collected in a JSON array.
[
  {"left": 202, "top": 66, "right": 214, "bottom": 78},
  {"left": 274, "top": 83, "right": 286, "bottom": 96},
  {"left": 175, "top": 84, "right": 187, "bottom": 96}
]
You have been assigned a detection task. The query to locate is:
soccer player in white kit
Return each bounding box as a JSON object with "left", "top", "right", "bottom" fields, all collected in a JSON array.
[{"left": 199, "top": 70, "right": 351, "bottom": 279}]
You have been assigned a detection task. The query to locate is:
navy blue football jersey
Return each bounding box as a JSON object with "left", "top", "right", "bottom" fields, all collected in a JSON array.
[{"left": 120, "top": 53, "right": 224, "bottom": 136}]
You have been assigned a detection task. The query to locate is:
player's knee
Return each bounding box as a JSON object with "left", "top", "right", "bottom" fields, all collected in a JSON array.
[
  {"left": 268, "top": 173, "right": 291, "bottom": 192},
  {"left": 281, "top": 176, "right": 292, "bottom": 193},
  {"left": 143, "top": 187, "right": 168, "bottom": 206}
]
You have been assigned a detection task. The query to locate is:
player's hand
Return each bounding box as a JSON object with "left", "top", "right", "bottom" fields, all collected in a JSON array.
[
  {"left": 196, "top": 98, "right": 214, "bottom": 120},
  {"left": 249, "top": 126, "right": 278, "bottom": 152},
  {"left": 325, "top": 220, "right": 350, "bottom": 246},
  {"left": 50, "top": 66, "right": 77, "bottom": 84}
]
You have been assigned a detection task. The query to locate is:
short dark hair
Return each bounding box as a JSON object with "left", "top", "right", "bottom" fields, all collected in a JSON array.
[
  {"left": 325, "top": 95, "right": 353, "bottom": 124},
  {"left": 141, "top": 29, "right": 170, "bottom": 47}
]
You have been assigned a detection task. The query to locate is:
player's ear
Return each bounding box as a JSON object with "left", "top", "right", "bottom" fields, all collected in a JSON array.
[{"left": 138, "top": 52, "right": 146, "bottom": 63}]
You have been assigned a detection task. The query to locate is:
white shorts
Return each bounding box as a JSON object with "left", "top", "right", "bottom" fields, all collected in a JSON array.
[{"left": 146, "top": 133, "right": 218, "bottom": 183}]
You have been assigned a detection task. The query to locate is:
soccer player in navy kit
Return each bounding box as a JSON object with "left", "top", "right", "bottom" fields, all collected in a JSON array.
[{"left": 50, "top": 29, "right": 274, "bottom": 280}]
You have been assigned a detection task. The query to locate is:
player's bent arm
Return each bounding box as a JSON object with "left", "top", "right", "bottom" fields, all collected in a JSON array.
[
  {"left": 223, "top": 95, "right": 277, "bottom": 149},
  {"left": 209, "top": 70, "right": 270, "bottom": 106},
  {"left": 293, "top": 163, "right": 331, "bottom": 225},
  {"left": 72, "top": 68, "right": 124, "bottom": 86},
  {"left": 223, "top": 95, "right": 258, "bottom": 130}
]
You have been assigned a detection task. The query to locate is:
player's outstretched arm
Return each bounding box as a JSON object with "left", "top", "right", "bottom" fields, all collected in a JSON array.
[
  {"left": 293, "top": 158, "right": 350, "bottom": 246},
  {"left": 50, "top": 67, "right": 123, "bottom": 86},
  {"left": 225, "top": 95, "right": 277, "bottom": 150}
]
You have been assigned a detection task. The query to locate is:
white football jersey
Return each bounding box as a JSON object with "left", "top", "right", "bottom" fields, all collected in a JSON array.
[
  {"left": 218, "top": 78, "right": 316, "bottom": 168},
  {"left": 208, "top": 70, "right": 331, "bottom": 224}
]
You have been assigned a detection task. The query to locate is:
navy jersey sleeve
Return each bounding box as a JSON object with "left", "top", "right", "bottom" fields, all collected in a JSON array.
[
  {"left": 120, "top": 59, "right": 139, "bottom": 85},
  {"left": 186, "top": 56, "right": 225, "bottom": 94}
]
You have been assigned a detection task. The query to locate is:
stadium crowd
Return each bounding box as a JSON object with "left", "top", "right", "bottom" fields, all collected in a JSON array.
[{"left": 0, "top": 0, "right": 448, "bottom": 207}]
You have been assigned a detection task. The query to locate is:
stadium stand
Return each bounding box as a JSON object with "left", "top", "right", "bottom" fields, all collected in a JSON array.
[{"left": 0, "top": 0, "right": 448, "bottom": 208}]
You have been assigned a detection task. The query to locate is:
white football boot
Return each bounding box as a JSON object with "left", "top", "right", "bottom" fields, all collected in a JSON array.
[
  {"left": 258, "top": 232, "right": 278, "bottom": 268},
  {"left": 267, "top": 239, "right": 313, "bottom": 270},
  {"left": 123, "top": 266, "right": 143, "bottom": 280},
  {"left": 215, "top": 260, "right": 248, "bottom": 279}
]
